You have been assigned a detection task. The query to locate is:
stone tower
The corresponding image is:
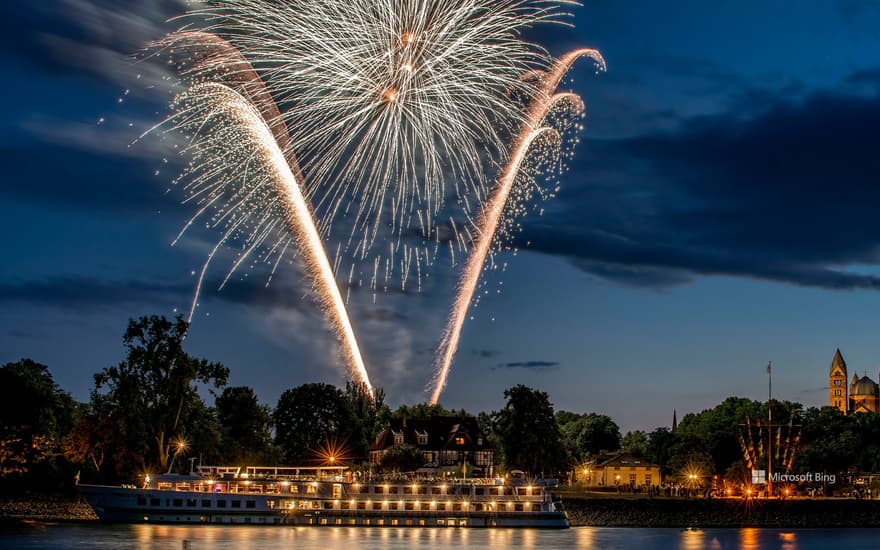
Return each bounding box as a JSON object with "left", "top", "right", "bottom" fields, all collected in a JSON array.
[{"left": 829, "top": 348, "right": 848, "bottom": 414}]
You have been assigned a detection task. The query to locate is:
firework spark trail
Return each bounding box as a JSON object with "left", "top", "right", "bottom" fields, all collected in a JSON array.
[
  {"left": 429, "top": 49, "right": 605, "bottom": 405},
  {"left": 178, "top": 0, "right": 575, "bottom": 288},
  {"left": 174, "top": 82, "right": 373, "bottom": 391}
]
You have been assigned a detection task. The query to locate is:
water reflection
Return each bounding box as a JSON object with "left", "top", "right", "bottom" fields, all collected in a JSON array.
[{"left": 1, "top": 524, "right": 866, "bottom": 549}]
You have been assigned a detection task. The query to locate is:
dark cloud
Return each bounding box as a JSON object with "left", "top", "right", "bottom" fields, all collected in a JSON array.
[
  {"left": 491, "top": 361, "right": 560, "bottom": 371},
  {"left": 0, "top": 274, "right": 321, "bottom": 314},
  {"left": 521, "top": 79, "right": 880, "bottom": 291}
]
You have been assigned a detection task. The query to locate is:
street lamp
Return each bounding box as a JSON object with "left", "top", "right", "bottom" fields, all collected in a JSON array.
[{"left": 166, "top": 438, "right": 188, "bottom": 474}]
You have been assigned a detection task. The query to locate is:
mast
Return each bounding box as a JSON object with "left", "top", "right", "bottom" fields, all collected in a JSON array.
[{"left": 767, "top": 361, "right": 773, "bottom": 497}]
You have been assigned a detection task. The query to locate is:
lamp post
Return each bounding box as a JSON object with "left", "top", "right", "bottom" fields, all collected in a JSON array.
[{"left": 167, "top": 439, "right": 187, "bottom": 474}]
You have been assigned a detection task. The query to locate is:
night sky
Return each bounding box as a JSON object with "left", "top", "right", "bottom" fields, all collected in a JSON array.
[{"left": 4, "top": 1, "right": 880, "bottom": 433}]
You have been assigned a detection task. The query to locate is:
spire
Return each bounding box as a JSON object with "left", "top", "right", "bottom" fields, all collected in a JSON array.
[
  {"left": 830, "top": 348, "right": 847, "bottom": 375},
  {"left": 672, "top": 409, "right": 677, "bottom": 433}
]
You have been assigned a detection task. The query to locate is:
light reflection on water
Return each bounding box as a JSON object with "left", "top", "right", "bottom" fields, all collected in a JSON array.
[{"left": 2, "top": 524, "right": 879, "bottom": 549}]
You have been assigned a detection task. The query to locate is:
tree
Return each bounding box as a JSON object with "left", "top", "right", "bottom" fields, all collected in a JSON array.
[
  {"left": 92, "top": 315, "right": 228, "bottom": 475},
  {"left": 216, "top": 386, "right": 278, "bottom": 466},
  {"left": 273, "top": 383, "right": 357, "bottom": 463},
  {"left": 493, "top": 385, "right": 567, "bottom": 475},
  {"left": 558, "top": 412, "right": 621, "bottom": 460},
  {"left": 0, "top": 359, "right": 76, "bottom": 487},
  {"left": 378, "top": 444, "right": 424, "bottom": 472},
  {"left": 343, "top": 382, "right": 389, "bottom": 460},
  {"left": 621, "top": 430, "right": 649, "bottom": 457},
  {"left": 646, "top": 427, "right": 677, "bottom": 475}
]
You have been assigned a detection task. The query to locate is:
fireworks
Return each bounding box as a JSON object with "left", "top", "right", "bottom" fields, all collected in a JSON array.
[
  {"left": 176, "top": 0, "right": 575, "bottom": 291},
  {"left": 429, "top": 49, "right": 605, "bottom": 404},
  {"left": 142, "top": 1, "right": 601, "bottom": 396}
]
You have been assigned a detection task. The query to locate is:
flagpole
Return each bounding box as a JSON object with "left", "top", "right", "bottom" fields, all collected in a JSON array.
[{"left": 767, "top": 361, "right": 773, "bottom": 497}]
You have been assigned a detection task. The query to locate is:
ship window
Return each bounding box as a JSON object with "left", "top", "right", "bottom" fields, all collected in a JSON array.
[
  {"left": 405, "top": 502, "right": 414, "bottom": 510},
  {"left": 357, "top": 502, "right": 366, "bottom": 510},
  {"left": 475, "top": 488, "right": 484, "bottom": 496},
  {"left": 150, "top": 498, "right": 160, "bottom": 507},
  {"left": 217, "top": 500, "right": 226, "bottom": 508},
  {"left": 515, "top": 503, "right": 524, "bottom": 512},
  {"left": 474, "top": 503, "right": 483, "bottom": 511},
  {"left": 323, "top": 502, "right": 333, "bottom": 509},
  {"left": 173, "top": 499, "right": 183, "bottom": 507},
  {"left": 490, "top": 488, "right": 500, "bottom": 496},
  {"left": 231, "top": 500, "right": 241, "bottom": 508},
  {"left": 420, "top": 503, "right": 430, "bottom": 511},
  {"left": 504, "top": 488, "right": 513, "bottom": 496},
  {"left": 137, "top": 496, "right": 147, "bottom": 506},
  {"left": 202, "top": 500, "right": 211, "bottom": 508},
  {"left": 389, "top": 486, "right": 398, "bottom": 494},
  {"left": 372, "top": 502, "right": 382, "bottom": 510},
  {"left": 374, "top": 486, "right": 384, "bottom": 494},
  {"left": 186, "top": 499, "right": 197, "bottom": 507},
  {"left": 246, "top": 500, "right": 256, "bottom": 509}
]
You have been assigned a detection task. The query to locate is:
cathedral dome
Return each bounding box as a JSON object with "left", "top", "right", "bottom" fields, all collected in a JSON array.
[{"left": 852, "top": 376, "right": 879, "bottom": 397}]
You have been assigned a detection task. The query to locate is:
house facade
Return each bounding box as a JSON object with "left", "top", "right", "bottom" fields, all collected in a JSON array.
[
  {"left": 581, "top": 452, "right": 661, "bottom": 488},
  {"left": 369, "top": 416, "right": 495, "bottom": 477}
]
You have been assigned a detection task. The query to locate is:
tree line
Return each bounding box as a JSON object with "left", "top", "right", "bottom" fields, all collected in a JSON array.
[{"left": 3, "top": 315, "right": 880, "bottom": 494}]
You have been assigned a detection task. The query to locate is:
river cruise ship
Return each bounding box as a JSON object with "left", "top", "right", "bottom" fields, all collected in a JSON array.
[{"left": 78, "top": 465, "right": 569, "bottom": 528}]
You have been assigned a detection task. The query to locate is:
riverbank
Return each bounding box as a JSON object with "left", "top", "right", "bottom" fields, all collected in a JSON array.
[
  {"left": 564, "top": 496, "right": 880, "bottom": 527},
  {"left": 0, "top": 495, "right": 97, "bottom": 525}
]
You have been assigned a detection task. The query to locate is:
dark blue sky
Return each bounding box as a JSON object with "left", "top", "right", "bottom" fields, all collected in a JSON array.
[{"left": 4, "top": 1, "right": 880, "bottom": 432}]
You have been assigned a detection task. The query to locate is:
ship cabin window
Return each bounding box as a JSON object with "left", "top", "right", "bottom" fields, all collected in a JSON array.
[
  {"left": 356, "top": 501, "right": 366, "bottom": 510},
  {"left": 372, "top": 502, "right": 382, "bottom": 510},
  {"left": 306, "top": 484, "right": 317, "bottom": 494},
  {"left": 374, "top": 486, "right": 384, "bottom": 494},
  {"left": 231, "top": 500, "right": 241, "bottom": 508},
  {"left": 389, "top": 486, "right": 399, "bottom": 494},
  {"left": 389, "top": 502, "right": 398, "bottom": 510},
  {"left": 217, "top": 500, "right": 226, "bottom": 508},
  {"left": 289, "top": 485, "right": 299, "bottom": 494},
  {"left": 474, "top": 503, "right": 483, "bottom": 511},
  {"left": 149, "top": 497, "right": 160, "bottom": 506},
  {"left": 201, "top": 500, "right": 211, "bottom": 508},
  {"left": 186, "top": 499, "right": 197, "bottom": 507},
  {"left": 340, "top": 501, "right": 350, "bottom": 509},
  {"left": 404, "top": 502, "right": 414, "bottom": 510},
  {"left": 420, "top": 503, "right": 430, "bottom": 511},
  {"left": 323, "top": 501, "right": 333, "bottom": 509},
  {"left": 246, "top": 500, "right": 256, "bottom": 509},
  {"left": 490, "top": 487, "right": 500, "bottom": 496},
  {"left": 137, "top": 496, "right": 147, "bottom": 506},
  {"left": 404, "top": 486, "right": 414, "bottom": 494},
  {"left": 475, "top": 488, "right": 484, "bottom": 496},
  {"left": 515, "top": 503, "right": 524, "bottom": 512},
  {"left": 504, "top": 488, "right": 513, "bottom": 496},
  {"left": 173, "top": 499, "right": 183, "bottom": 507}
]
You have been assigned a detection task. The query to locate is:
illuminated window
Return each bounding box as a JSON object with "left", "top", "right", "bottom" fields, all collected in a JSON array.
[{"left": 455, "top": 437, "right": 465, "bottom": 445}]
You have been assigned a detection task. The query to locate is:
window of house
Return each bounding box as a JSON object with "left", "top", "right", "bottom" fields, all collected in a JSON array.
[
  {"left": 834, "top": 379, "right": 842, "bottom": 386},
  {"left": 417, "top": 432, "right": 428, "bottom": 445},
  {"left": 393, "top": 431, "right": 404, "bottom": 445},
  {"left": 645, "top": 475, "right": 652, "bottom": 485},
  {"left": 835, "top": 389, "right": 842, "bottom": 396},
  {"left": 454, "top": 436, "right": 465, "bottom": 445},
  {"left": 629, "top": 474, "right": 637, "bottom": 484}
]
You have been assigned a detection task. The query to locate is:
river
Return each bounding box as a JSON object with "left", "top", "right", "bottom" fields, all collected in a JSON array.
[{"left": 1, "top": 525, "right": 879, "bottom": 549}]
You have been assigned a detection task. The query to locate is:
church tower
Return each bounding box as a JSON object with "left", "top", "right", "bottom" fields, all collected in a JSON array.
[{"left": 829, "top": 348, "right": 848, "bottom": 414}]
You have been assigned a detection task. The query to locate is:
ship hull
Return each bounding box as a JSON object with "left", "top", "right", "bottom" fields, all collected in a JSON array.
[{"left": 78, "top": 484, "right": 568, "bottom": 528}]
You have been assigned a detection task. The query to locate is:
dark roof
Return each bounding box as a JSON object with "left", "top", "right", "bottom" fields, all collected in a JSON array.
[
  {"left": 591, "top": 452, "right": 659, "bottom": 470},
  {"left": 370, "top": 415, "right": 493, "bottom": 452},
  {"left": 830, "top": 348, "right": 847, "bottom": 375}
]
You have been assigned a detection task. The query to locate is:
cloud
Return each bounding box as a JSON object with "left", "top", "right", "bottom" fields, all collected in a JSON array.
[
  {"left": 520, "top": 78, "right": 880, "bottom": 291},
  {"left": 491, "top": 360, "right": 560, "bottom": 370},
  {"left": 472, "top": 348, "right": 500, "bottom": 359}
]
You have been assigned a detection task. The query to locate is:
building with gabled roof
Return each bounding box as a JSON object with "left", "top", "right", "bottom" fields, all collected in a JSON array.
[
  {"left": 580, "top": 451, "right": 661, "bottom": 488},
  {"left": 369, "top": 415, "right": 495, "bottom": 476},
  {"left": 828, "top": 348, "right": 880, "bottom": 414}
]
